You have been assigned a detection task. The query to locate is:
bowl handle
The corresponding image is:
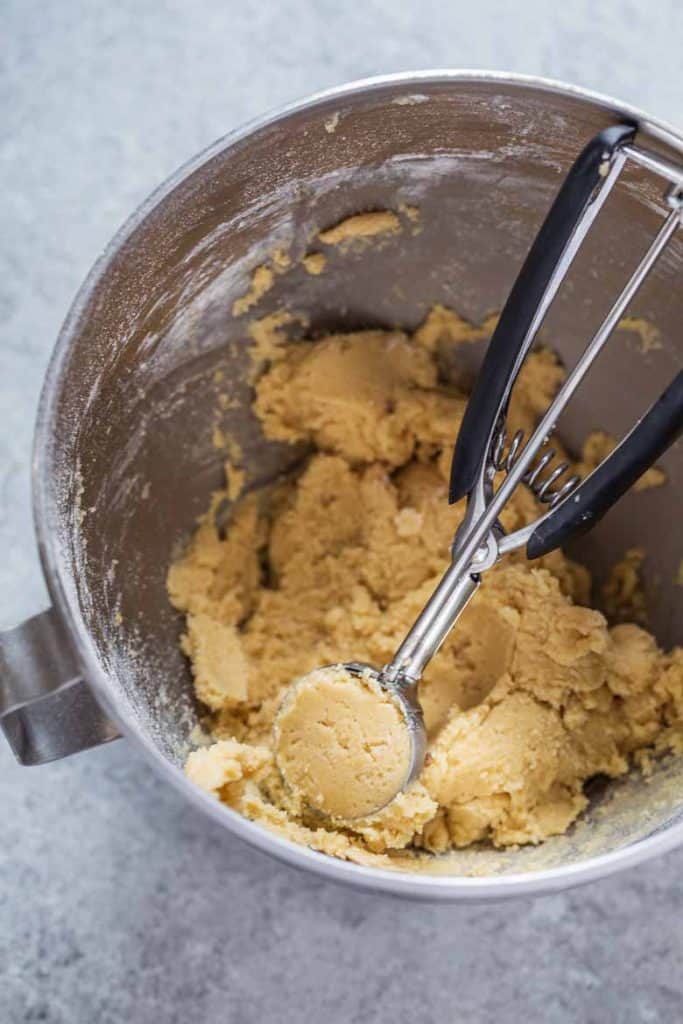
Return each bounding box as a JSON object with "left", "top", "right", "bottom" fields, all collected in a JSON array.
[{"left": 0, "top": 607, "right": 120, "bottom": 764}]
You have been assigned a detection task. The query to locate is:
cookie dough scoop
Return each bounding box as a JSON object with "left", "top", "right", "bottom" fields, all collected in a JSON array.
[
  {"left": 274, "top": 125, "right": 683, "bottom": 820},
  {"left": 273, "top": 663, "right": 426, "bottom": 820}
]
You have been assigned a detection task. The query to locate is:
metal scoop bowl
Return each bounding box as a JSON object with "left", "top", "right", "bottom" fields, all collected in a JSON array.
[{"left": 274, "top": 661, "right": 428, "bottom": 820}]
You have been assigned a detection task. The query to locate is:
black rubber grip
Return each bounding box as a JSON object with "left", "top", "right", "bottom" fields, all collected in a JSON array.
[
  {"left": 527, "top": 370, "right": 683, "bottom": 559},
  {"left": 449, "top": 122, "right": 637, "bottom": 504}
]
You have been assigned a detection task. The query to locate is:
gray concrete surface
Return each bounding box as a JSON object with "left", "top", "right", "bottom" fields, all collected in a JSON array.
[{"left": 1, "top": 2, "right": 682, "bottom": 1021}]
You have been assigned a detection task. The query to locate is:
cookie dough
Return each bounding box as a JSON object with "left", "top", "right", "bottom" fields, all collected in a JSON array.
[
  {"left": 302, "top": 252, "right": 326, "bottom": 275},
  {"left": 602, "top": 548, "right": 648, "bottom": 625},
  {"left": 318, "top": 210, "right": 401, "bottom": 246},
  {"left": 232, "top": 264, "right": 275, "bottom": 317},
  {"left": 274, "top": 665, "right": 413, "bottom": 819},
  {"left": 170, "top": 307, "right": 683, "bottom": 868}
]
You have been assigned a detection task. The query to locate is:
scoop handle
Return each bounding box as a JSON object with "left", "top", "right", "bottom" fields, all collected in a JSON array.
[
  {"left": 449, "top": 122, "right": 637, "bottom": 504},
  {"left": 527, "top": 370, "right": 683, "bottom": 559}
]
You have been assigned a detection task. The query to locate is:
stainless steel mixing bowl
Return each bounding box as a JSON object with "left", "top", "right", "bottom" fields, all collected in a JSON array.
[{"left": 1, "top": 72, "right": 682, "bottom": 900}]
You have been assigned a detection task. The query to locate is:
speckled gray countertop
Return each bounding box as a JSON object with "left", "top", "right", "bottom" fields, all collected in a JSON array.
[{"left": 1, "top": 2, "right": 682, "bottom": 1021}]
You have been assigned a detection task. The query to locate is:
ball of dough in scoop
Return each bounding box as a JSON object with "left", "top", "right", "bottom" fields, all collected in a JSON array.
[{"left": 274, "top": 665, "right": 412, "bottom": 820}]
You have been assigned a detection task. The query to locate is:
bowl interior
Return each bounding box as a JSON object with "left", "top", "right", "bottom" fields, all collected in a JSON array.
[{"left": 42, "top": 77, "right": 683, "bottom": 878}]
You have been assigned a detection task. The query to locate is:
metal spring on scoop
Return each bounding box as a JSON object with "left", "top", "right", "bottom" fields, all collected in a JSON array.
[{"left": 492, "top": 428, "right": 581, "bottom": 508}]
